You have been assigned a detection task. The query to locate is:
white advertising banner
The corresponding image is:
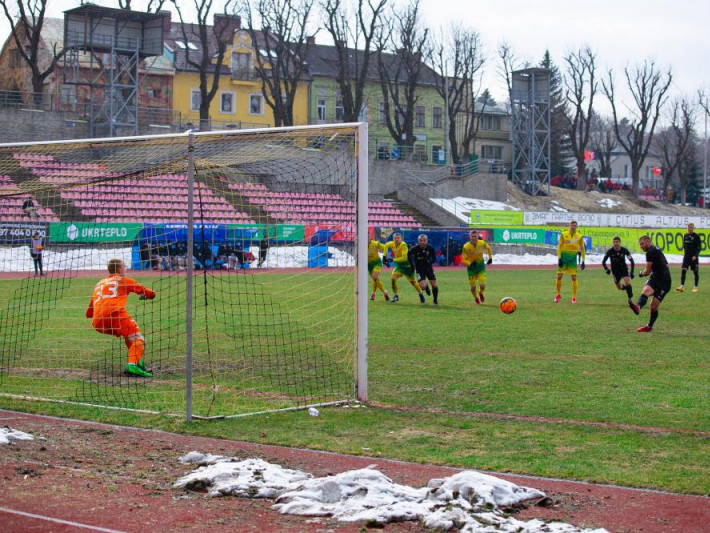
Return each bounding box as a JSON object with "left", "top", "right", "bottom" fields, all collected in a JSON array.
[{"left": 523, "top": 212, "right": 710, "bottom": 229}]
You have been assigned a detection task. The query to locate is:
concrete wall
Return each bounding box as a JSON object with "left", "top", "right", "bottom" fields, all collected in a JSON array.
[
  {"left": 369, "top": 159, "right": 507, "bottom": 202},
  {"left": 0, "top": 108, "right": 91, "bottom": 143}
]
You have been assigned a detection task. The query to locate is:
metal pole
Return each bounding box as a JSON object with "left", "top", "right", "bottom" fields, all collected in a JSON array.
[
  {"left": 185, "top": 132, "right": 195, "bottom": 421},
  {"left": 356, "top": 122, "right": 369, "bottom": 402},
  {"left": 704, "top": 104, "right": 708, "bottom": 209},
  {"left": 444, "top": 61, "right": 450, "bottom": 166}
]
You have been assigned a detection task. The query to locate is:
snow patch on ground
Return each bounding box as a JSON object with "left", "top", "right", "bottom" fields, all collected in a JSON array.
[
  {"left": 549, "top": 201, "right": 569, "bottom": 213},
  {"left": 0, "top": 427, "right": 34, "bottom": 445},
  {"left": 431, "top": 197, "right": 520, "bottom": 223},
  {"left": 174, "top": 454, "right": 607, "bottom": 532},
  {"left": 598, "top": 198, "right": 622, "bottom": 209}
]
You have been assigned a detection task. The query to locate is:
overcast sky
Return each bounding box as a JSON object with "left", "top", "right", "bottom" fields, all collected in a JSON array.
[{"left": 0, "top": 0, "right": 707, "bottom": 114}]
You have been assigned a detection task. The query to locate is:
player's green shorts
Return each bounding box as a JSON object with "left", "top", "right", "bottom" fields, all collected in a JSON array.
[
  {"left": 368, "top": 258, "right": 382, "bottom": 275},
  {"left": 557, "top": 253, "right": 578, "bottom": 275},
  {"left": 467, "top": 263, "right": 486, "bottom": 285},
  {"left": 393, "top": 261, "right": 414, "bottom": 279}
]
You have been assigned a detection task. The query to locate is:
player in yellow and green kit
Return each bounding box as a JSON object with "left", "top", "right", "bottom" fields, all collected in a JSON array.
[
  {"left": 555, "top": 220, "right": 586, "bottom": 303},
  {"left": 383, "top": 232, "right": 424, "bottom": 303},
  {"left": 461, "top": 230, "right": 493, "bottom": 305},
  {"left": 368, "top": 239, "right": 390, "bottom": 301}
]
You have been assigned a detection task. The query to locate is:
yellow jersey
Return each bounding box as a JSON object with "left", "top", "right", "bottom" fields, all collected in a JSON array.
[
  {"left": 368, "top": 240, "right": 385, "bottom": 262},
  {"left": 383, "top": 240, "right": 409, "bottom": 264}
]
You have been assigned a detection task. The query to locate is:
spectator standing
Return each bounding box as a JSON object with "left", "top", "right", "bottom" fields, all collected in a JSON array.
[{"left": 29, "top": 231, "right": 44, "bottom": 276}]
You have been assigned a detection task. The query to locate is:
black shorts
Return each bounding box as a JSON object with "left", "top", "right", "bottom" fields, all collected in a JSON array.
[
  {"left": 611, "top": 265, "right": 630, "bottom": 284},
  {"left": 415, "top": 264, "right": 436, "bottom": 282},
  {"left": 646, "top": 276, "right": 671, "bottom": 302},
  {"left": 682, "top": 255, "right": 698, "bottom": 270}
]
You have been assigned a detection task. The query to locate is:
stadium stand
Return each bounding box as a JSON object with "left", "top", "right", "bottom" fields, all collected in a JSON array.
[
  {"left": 7, "top": 153, "right": 422, "bottom": 227},
  {"left": 229, "top": 182, "right": 421, "bottom": 227},
  {"left": 0, "top": 174, "right": 60, "bottom": 222}
]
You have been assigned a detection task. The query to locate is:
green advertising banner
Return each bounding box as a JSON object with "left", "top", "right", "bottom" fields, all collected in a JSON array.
[
  {"left": 50, "top": 222, "right": 143, "bottom": 243},
  {"left": 470, "top": 210, "right": 524, "bottom": 226},
  {"left": 493, "top": 227, "right": 547, "bottom": 244},
  {"left": 227, "top": 224, "right": 305, "bottom": 241}
]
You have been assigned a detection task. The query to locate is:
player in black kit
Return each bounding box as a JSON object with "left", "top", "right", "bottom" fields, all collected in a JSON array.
[
  {"left": 629, "top": 235, "right": 672, "bottom": 332},
  {"left": 409, "top": 234, "right": 439, "bottom": 305},
  {"left": 677, "top": 222, "right": 701, "bottom": 293},
  {"left": 602, "top": 237, "right": 635, "bottom": 302}
]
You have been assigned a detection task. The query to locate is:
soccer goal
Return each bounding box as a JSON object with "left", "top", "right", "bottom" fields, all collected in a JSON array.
[{"left": 0, "top": 124, "right": 368, "bottom": 420}]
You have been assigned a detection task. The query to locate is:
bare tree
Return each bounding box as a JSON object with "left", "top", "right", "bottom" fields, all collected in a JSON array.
[
  {"left": 563, "top": 46, "right": 597, "bottom": 189},
  {"left": 375, "top": 0, "right": 428, "bottom": 153},
  {"left": 654, "top": 98, "right": 695, "bottom": 203},
  {"left": 0, "top": 0, "right": 65, "bottom": 104},
  {"left": 321, "top": 0, "right": 387, "bottom": 122},
  {"left": 602, "top": 60, "right": 672, "bottom": 196},
  {"left": 430, "top": 26, "right": 485, "bottom": 164},
  {"left": 171, "top": 0, "right": 238, "bottom": 130},
  {"left": 238, "top": 0, "right": 314, "bottom": 126},
  {"left": 497, "top": 42, "right": 524, "bottom": 109},
  {"left": 588, "top": 112, "right": 616, "bottom": 180},
  {"left": 118, "top": 0, "right": 169, "bottom": 10}
]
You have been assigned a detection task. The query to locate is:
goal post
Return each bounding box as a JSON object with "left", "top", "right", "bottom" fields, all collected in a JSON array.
[{"left": 0, "top": 123, "right": 368, "bottom": 420}]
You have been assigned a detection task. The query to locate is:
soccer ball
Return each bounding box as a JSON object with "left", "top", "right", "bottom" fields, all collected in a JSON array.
[
  {"left": 36, "top": 245, "right": 43, "bottom": 251},
  {"left": 499, "top": 297, "right": 516, "bottom": 314}
]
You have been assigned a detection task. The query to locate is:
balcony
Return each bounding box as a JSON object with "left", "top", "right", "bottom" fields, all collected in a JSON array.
[{"left": 231, "top": 69, "right": 256, "bottom": 81}]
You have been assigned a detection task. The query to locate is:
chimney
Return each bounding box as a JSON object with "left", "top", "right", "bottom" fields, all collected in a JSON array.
[
  {"left": 213, "top": 14, "right": 241, "bottom": 36},
  {"left": 307, "top": 36, "right": 316, "bottom": 45}
]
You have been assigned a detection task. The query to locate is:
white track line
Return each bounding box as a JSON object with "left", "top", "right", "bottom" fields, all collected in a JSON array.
[{"left": 0, "top": 506, "right": 126, "bottom": 533}]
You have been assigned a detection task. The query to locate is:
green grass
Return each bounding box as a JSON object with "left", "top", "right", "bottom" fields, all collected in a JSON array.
[{"left": 1, "top": 267, "right": 709, "bottom": 494}]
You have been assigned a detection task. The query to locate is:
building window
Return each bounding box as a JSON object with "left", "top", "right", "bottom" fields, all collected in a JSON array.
[
  {"left": 433, "top": 106, "right": 442, "bottom": 129},
  {"left": 147, "top": 89, "right": 160, "bottom": 99},
  {"left": 358, "top": 102, "right": 369, "bottom": 123},
  {"left": 335, "top": 96, "right": 344, "bottom": 122},
  {"left": 415, "top": 105, "right": 425, "bottom": 128},
  {"left": 60, "top": 85, "right": 76, "bottom": 105},
  {"left": 317, "top": 98, "right": 327, "bottom": 123},
  {"left": 481, "top": 145, "right": 502, "bottom": 160},
  {"left": 249, "top": 94, "right": 263, "bottom": 115},
  {"left": 231, "top": 51, "right": 252, "bottom": 80},
  {"left": 10, "top": 49, "right": 22, "bottom": 68},
  {"left": 379, "top": 102, "right": 386, "bottom": 124},
  {"left": 190, "top": 89, "right": 201, "bottom": 112},
  {"left": 221, "top": 91, "right": 235, "bottom": 114},
  {"left": 480, "top": 115, "right": 501, "bottom": 130}
]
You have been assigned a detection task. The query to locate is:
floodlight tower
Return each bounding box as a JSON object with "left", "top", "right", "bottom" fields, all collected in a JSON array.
[
  {"left": 510, "top": 68, "right": 551, "bottom": 196},
  {"left": 62, "top": 5, "right": 169, "bottom": 138}
]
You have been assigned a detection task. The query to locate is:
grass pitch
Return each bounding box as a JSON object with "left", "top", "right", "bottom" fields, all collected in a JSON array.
[{"left": 1, "top": 266, "right": 708, "bottom": 494}]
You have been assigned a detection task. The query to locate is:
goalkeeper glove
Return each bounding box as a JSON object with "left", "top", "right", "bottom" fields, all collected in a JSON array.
[
  {"left": 604, "top": 268, "right": 611, "bottom": 275},
  {"left": 487, "top": 258, "right": 492, "bottom": 265},
  {"left": 140, "top": 289, "right": 157, "bottom": 300},
  {"left": 580, "top": 262, "right": 586, "bottom": 271},
  {"left": 558, "top": 258, "right": 563, "bottom": 268}
]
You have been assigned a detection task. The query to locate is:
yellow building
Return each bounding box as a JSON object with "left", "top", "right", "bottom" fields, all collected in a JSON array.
[{"left": 168, "top": 19, "right": 309, "bottom": 129}]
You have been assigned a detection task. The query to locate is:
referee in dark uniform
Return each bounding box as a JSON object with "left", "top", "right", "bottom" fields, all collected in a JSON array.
[
  {"left": 629, "top": 235, "right": 672, "bottom": 332},
  {"left": 677, "top": 222, "right": 701, "bottom": 293},
  {"left": 602, "top": 236, "right": 635, "bottom": 301},
  {"left": 409, "top": 234, "right": 439, "bottom": 305}
]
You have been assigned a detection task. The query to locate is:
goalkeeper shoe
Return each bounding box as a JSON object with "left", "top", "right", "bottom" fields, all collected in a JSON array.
[
  {"left": 419, "top": 293, "right": 425, "bottom": 304},
  {"left": 137, "top": 358, "right": 149, "bottom": 371},
  {"left": 124, "top": 363, "right": 153, "bottom": 378}
]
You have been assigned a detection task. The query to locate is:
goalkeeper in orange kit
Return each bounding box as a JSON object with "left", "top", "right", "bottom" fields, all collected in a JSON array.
[{"left": 86, "top": 259, "right": 156, "bottom": 377}]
